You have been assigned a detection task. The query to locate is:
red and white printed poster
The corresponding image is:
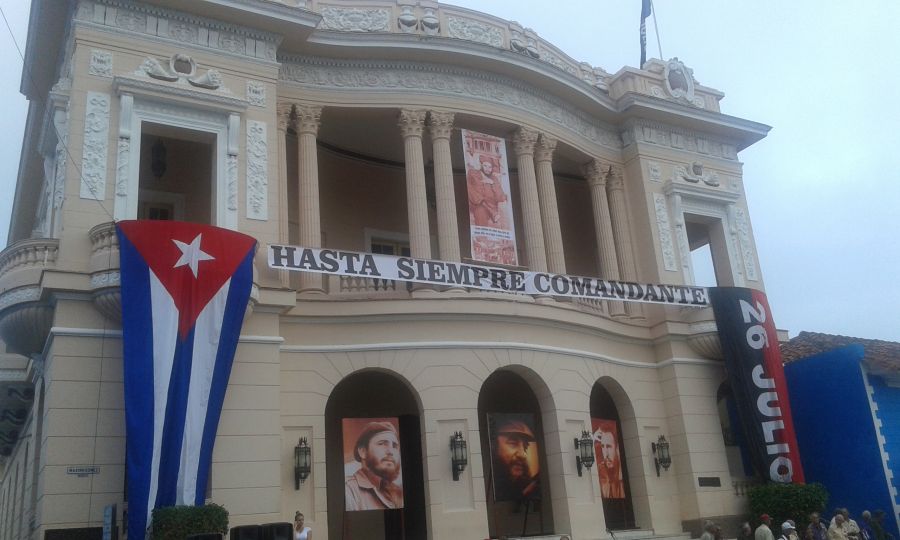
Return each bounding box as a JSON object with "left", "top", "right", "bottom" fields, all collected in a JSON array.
[
  {"left": 592, "top": 418, "right": 625, "bottom": 499},
  {"left": 462, "top": 129, "right": 518, "bottom": 266},
  {"left": 342, "top": 417, "right": 404, "bottom": 511}
]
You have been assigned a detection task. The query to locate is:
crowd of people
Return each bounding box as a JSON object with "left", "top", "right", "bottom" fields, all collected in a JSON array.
[{"left": 703, "top": 509, "right": 895, "bottom": 540}]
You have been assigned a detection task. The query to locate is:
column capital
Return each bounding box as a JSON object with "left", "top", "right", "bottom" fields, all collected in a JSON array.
[
  {"left": 276, "top": 103, "right": 293, "bottom": 131},
  {"left": 533, "top": 134, "right": 557, "bottom": 163},
  {"left": 607, "top": 165, "right": 625, "bottom": 191},
  {"left": 583, "top": 159, "right": 610, "bottom": 187},
  {"left": 398, "top": 109, "right": 427, "bottom": 138},
  {"left": 428, "top": 111, "right": 455, "bottom": 140},
  {"left": 293, "top": 104, "right": 322, "bottom": 135},
  {"left": 510, "top": 127, "right": 539, "bottom": 156}
]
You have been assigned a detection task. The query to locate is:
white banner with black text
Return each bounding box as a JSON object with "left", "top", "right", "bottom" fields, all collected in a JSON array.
[{"left": 268, "top": 245, "right": 709, "bottom": 307}]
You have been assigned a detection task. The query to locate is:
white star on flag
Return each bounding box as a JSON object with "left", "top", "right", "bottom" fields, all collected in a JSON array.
[{"left": 173, "top": 234, "right": 215, "bottom": 277}]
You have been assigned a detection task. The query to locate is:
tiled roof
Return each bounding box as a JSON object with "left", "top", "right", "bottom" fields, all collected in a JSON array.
[{"left": 780, "top": 331, "right": 900, "bottom": 374}]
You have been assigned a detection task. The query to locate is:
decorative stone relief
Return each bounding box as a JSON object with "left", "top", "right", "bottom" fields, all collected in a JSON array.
[
  {"left": 398, "top": 5, "right": 418, "bottom": 33},
  {"left": 447, "top": 17, "right": 504, "bottom": 47},
  {"left": 246, "top": 120, "right": 268, "bottom": 221},
  {"left": 734, "top": 208, "right": 759, "bottom": 281},
  {"left": 538, "top": 45, "right": 578, "bottom": 76},
  {"left": 137, "top": 54, "right": 224, "bottom": 90},
  {"left": 0, "top": 286, "right": 41, "bottom": 312},
  {"left": 218, "top": 32, "right": 246, "bottom": 55},
  {"left": 90, "top": 271, "right": 120, "bottom": 288},
  {"left": 115, "top": 9, "right": 146, "bottom": 32},
  {"left": 421, "top": 8, "right": 439, "bottom": 35},
  {"left": 168, "top": 21, "right": 199, "bottom": 43},
  {"left": 280, "top": 57, "right": 620, "bottom": 150},
  {"left": 674, "top": 161, "right": 719, "bottom": 186},
  {"left": 246, "top": 81, "right": 266, "bottom": 107},
  {"left": 227, "top": 154, "right": 238, "bottom": 213},
  {"left": 89, "top": 50, "right": 112, "bottom": 77},
  {"left": 319, "top": 7, "right": 390, "bottom": 32},
  {"left": 115, "top": 138, "right": 130, "bottom": 197},
  {"left": 653, "top": 193, "right": 678, "bottom": 271},
  {"left": 648, "top": 161, "right": 662, "bottom": 183},
  {"left": 80, "top": 92, "right": 110, "bottom": 200},
  {"left": 53, "top": 144, "right": 66, "bottom": 209}
]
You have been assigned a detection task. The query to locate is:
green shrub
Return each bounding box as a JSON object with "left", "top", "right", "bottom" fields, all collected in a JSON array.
[
  {"left": 150, "top": 504, "right": 229, "bottom": 540},
  {"left": 748, "top": 483, "right": 829, "bottom": 532}
]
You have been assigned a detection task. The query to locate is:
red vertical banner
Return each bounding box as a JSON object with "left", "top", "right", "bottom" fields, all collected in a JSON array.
[
  {"left": 709, "top": 287, "right": 804, "bottom": 483},
  {"left": 462, "top": 129, "right": 518, "bottom": 266}
]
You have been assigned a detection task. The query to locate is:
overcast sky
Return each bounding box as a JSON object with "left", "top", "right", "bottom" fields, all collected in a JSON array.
[{"left": 1, "top": 1, "right": 898, "bottom": 341}]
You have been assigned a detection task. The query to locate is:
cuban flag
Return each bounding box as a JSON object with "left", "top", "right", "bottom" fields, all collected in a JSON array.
[{"left": 116, "top": 221, "right": 257, "bottom": 540}]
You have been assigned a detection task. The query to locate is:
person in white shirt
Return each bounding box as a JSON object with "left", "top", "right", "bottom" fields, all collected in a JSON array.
[
  {"left": 757, "top": 514, "right": 775, "bottom": 540},
  {"left": 294, "top": 511, "right": 312, "bottom": 540}
]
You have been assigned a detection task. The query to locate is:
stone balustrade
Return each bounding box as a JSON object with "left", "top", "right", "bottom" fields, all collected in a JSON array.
[
  {"left": 88, "top": 222, "right": 121, "bottom": 323},
  {"left": 303, "top": 0, "right": 611, "bottom": 90},
  {"left": 0, "top": 238, "right": 59, "bottom": 356}
]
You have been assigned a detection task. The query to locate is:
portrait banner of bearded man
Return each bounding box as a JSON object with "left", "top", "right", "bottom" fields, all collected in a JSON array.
[
  {"left": 487, "top": 413, "right": 542, "bottom": 502},
  {"left": 592, "top": 418, "right": 625, "bottom": 499},
  {"left": 342, "top": 418, "right": 405, "bottom": 511}
]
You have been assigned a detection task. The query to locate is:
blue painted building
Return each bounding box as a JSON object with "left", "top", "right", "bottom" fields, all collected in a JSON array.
[{"left": 782, "top": 332, "right": 900, "bottom": 540}]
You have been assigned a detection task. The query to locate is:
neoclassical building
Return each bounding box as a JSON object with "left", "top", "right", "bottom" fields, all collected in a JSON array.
[{"left": 0, "top": 1, "right": 771, "bottom": 539}]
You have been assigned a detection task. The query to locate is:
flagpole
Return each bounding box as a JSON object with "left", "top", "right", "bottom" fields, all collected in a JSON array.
[{"left": 651, "top": 0, "right": 664, "bottom": 60}]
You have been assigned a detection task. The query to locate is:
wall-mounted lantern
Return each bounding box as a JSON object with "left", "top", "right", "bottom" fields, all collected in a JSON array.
[
  {"left": 450, "top": 431, "right": 468, "bottom": 481},
  {"left": 652, "top": 435, "right": 671, "bottom": 477},
  {"left": 574, "top": 430, "right": 595, "bottom": 477},
  {"left": 295, "top": 437, "right": 311, "bottom": 489}
]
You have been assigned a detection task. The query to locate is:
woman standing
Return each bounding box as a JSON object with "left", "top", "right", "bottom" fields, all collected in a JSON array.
[{"left": 294, "top": 512, "right": 312, "bottom": 540}]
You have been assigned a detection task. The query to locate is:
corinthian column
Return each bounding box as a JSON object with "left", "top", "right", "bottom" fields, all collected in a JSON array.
[
  {"left": 511, "top": 127, "right": 547, "bottom": 272},
  {"left": 428, "top": 111, "right": 460, "bottom": 262},
  {"left": 295, "top": 104, "right": 324, "bottom": 293},
  {"left": 607, "top": 165, "right": 642, "bottom": 318},
  {"left": 276, "top": 103, "right": 292, "bottom": 288},
  {"left": 398, "top": 109, "right": 432, "bottom": 259},
  {"left": 534, "top": 134, "right": 565, "bottom": 274},
  {"left": 584, "top": 160, "right": 625, "bottom": 317}
]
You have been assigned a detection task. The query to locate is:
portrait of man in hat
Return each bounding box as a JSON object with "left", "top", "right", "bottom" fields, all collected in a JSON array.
[
  {"left": 466, "top": 154, "right": 508, "bottom": 228},
  {"left": 592, "top": 418, "right": 625, "bottom": 499},
  {"left": 488, "top": 413, "right": 541, "bottom": 502},
  {"left": 342, "top": 418, "right": 404, "bottom": 511}
]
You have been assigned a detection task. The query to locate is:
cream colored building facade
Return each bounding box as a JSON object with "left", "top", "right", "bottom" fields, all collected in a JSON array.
[{"left": 0, "top": 1, "right": 771, "bottom": 539}]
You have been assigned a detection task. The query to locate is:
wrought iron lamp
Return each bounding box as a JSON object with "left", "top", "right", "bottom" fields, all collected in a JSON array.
[
  {"left": 652, "top": 435, "right": 671, "bottom": 477},
  {"left": 574, "top": 430, "right": 595, "bottom": 477},
  {"left": 294, "top": 437, "right": 311, "bottom": 489},
  {"left": 450, "top": 431, "right": 468, "bottom": 481}
]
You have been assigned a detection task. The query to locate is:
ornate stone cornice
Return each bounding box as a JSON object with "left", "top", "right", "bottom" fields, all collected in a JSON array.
[
  {"left": 621, "top": 118, "right": 739, "bottom": 161},
  {"left": 398, "top": 109, "right": 426, "bottom": 138},
  {"left": 510, "top": 127, "right": 539, "bottom": 156},
  {"left": 75, "top": 0, "right": 281, "bottom": 61},
  {"left": 582, "top": 159, "right": 609, "bottom": 188},
  {"left": 279, "top": 56, "right": 621, "bottom": 152},
  {"left": 427, "top": 111, "right": 455, "bottom": 140},
  {"left": 293, "top": 104, "right": 322, "bottom": 135},
  {"left": 533, "top": 134, "right": 557, "bottom": 163}
]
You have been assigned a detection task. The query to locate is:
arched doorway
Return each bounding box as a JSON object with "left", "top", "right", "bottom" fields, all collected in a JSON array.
[
  {"left": 590, "top": 381, "right": 636, "bottom": 530},
  {"left": 478, "top": 369, "right": 555, "bottom": 538},
  {"left": 324, "top": 370, "right": 427, "bottom": 540}
]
